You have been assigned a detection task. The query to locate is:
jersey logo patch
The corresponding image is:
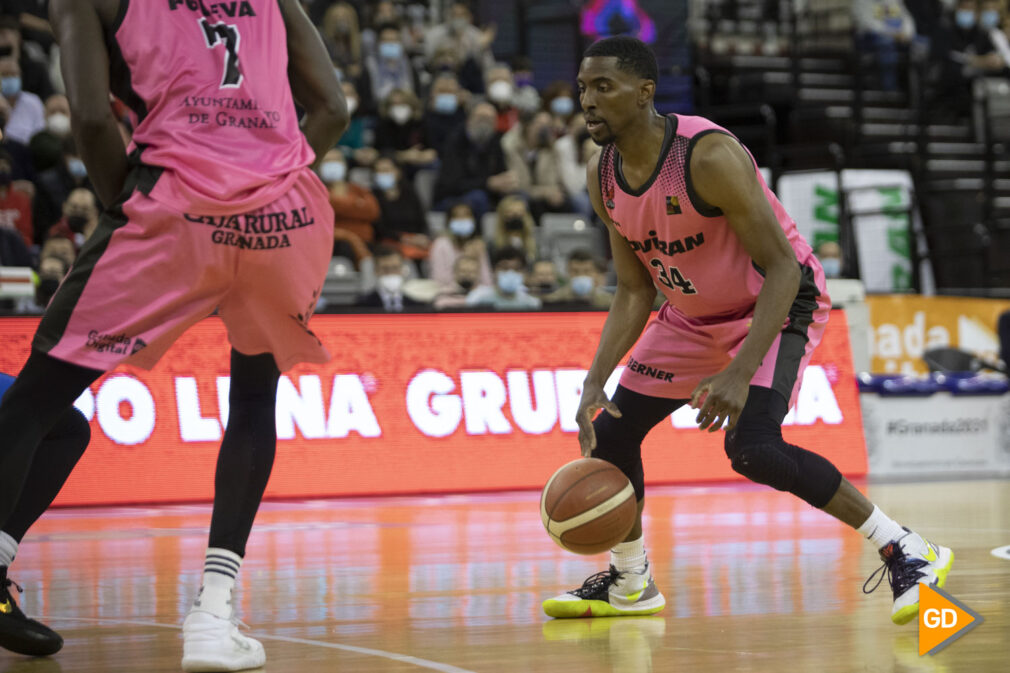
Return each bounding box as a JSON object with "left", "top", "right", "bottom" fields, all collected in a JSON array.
[{"left": 666, "top": 196, "right": 681, "bottom": 215}]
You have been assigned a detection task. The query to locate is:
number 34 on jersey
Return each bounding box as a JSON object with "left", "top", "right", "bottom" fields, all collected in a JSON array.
[{"left": 649, "top": 258, "right": 697, "bottom": 294}]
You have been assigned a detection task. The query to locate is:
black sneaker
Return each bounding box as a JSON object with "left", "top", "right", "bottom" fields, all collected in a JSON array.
[{"left": 0, "top": 567, "right": 63, "bottom": 656}]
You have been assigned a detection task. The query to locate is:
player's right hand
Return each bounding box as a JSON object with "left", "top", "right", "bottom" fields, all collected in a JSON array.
[{"left": 576, "top": 381, "right": 621, "bottom": 457}]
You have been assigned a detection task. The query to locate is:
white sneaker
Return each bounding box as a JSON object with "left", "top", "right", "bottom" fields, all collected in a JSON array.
[
  {"left": 181, "top": 609, "right": 265, "bottom": 672},
  {"left": 542, "top": 563, "right": 666, "bottom": 618},
  {"left": 863, "top": 527, "right": 954, "bottom": 626}
]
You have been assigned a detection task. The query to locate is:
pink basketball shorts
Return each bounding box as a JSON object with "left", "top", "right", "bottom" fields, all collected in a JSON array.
[
  {"left": 34, "top": 167, "right": 335, "bottom": 372},
  {"left": 619, "top": 299, "right": 831, "bottom": 407}
]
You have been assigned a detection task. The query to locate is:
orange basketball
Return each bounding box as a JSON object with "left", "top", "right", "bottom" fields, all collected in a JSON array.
[{"left": 540, "top": 458, "right": 637, "bottom": 555}]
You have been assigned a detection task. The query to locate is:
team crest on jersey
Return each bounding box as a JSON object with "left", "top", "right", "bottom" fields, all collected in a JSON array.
[{"left": 666, "top": 196, "right": 681, "bottom": 215}]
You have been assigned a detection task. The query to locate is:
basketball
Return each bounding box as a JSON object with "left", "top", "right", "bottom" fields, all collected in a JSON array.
[{"left": 540, "top": 458, "right": 638, "bottom": 555}]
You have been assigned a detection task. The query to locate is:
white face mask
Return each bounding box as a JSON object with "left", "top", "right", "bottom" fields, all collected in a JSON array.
[
  {"left": 449, "top": 218, "right": 475, "bottom": 237},
  {"left": 488, "top": 80, "right": 513, "bottom": 103},
  {"left": 374, "top": 172, "right": 397, "bottom": 190},
  {"left": 47, "top": 112, "right": 71, "bottom": 136},
  {"left": 389, "top": 103, "right": 412, "bottom": 125},
  {"left": 345, "top": 97, "right": 359, "bottom": 115},
  {"left": 378, "top": 273, "right": 404, "bottom": 294},
  {"left": 320, "top": 161, "right": 346, "bottom": 183}
]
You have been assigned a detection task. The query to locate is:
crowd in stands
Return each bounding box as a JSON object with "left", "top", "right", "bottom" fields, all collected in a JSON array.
[
  {"left": 0, "top": 1, "right": 612, "bottom": 314},
  {"left": 3, "top": 1, "right": 1004, "bottom": 313},
  {"left": 855, "top": 0, "right": 1009, "bottom": 107}
]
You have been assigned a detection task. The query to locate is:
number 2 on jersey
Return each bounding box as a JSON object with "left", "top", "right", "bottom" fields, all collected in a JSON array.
[
  {"left": 649, "top": 258, "right": 697, "bottom": 294},
  {"left": 199, "top": 18, "right": 243, "bottom": 88}
]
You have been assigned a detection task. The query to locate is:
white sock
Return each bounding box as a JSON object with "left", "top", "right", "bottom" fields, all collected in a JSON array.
[
  {"left": 0, "top": 532, "right": 17, "bottom": 568},
  {"left": 857, "top": 506, "right": 906, "bottom": 550},
  {"left": 194, "top": 547, "right": 242, "bottom": 618},
  {"left": 610, "top": 537, "right": 647, "bottom": 573}
]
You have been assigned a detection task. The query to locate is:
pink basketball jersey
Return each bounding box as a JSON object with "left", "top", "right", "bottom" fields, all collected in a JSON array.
[
  {"left": 599, "top": 114, "right": 827, "bottom": 322},
  {"left": 110, "top": 0, "right": 316, "bottom": 214}
]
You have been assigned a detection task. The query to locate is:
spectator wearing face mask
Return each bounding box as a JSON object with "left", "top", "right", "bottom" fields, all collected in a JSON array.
[
  {"left": 372, "top": 156, "right": 430, "bottom": 263},
  {"left": 424, "top": 1, "right": 496, "bottom": 68},
  {"left": 556, "top": 119, "right": 599, "bottom": 218},
  {"left": 466, "top": 245, "right": 541, "bottom": 310},
  {"left": 0, "top": 95, "right": 32, "bottom": 183},
  {"left": 544, "top": 248, "right": 612, "bottom": 309},
  {"left": 32, "top": 251, "right": 67, "bottom": 311},
  {"left": 428, "top": 201, "right": 492, "bottom": 289},
  {"left": 542, "top": 80, "right": 579, "bottom": 133},
  {"left": 0, "top": 56, "right": 42, "bottom": 145},
  {"left": 321, "top": 3, "right": 365, "bottom": 80},
  {"left": 29, "top": 94, "right": 71, "bottom": 173},
  {"left": 33, "top": 136, "right": 91, "bottom": 241},
  {"left": 527, "top": 258, "right": 560, "bottom": 299},
  {"left": 423, "top": 73, "right": 468, "bottom": 157},
  {"left": 815, "top": 240, "right": 844, "bottom": 279},
  {"left": 0, "top": 149, "right": 30, "bottom": 247},
  {"left": 485, "top": 63, "right": 518, "bottom": 133},
  {"left": 433, "top": 254, "right": 484, "bottom": 310},
  {"left": 493, "top": 196, "right": 537, "bottom": 262},
  {"left": 356, "top": 245, "right": 427, "bottom": 312},
  {"left": 319, "top": 148, "right": 381, "bottom": 245},
  {"left": 977, "top": 0, "right": 1010, "bottom": 70},
  {"left": 947, "top": 0, "right": 1002, "bottom": 71},
  {"left": 434, "top": 102, "right": 518, "bottom": 216},
  {"left": 0, "top": 15, "right": 52, "bottom": 101},
  {"left": 365, "top": 21, "right": 417, "bottom": 105},
  {"left": 46, "top": 187, "right": 99, "bottom": 253},
  {"left": 501, "top": 110, "right": 569, "bottom": 221},
  {"left": 853, "top": 0, "right": 917, "bottom": 91},
  {"left": 375, "top": 88, "right": 436, "bottom": 168}
]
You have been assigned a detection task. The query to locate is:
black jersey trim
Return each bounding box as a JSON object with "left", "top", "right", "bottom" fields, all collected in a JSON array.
[
  {"left": 105, "top": 0, "right": 149, "bottom": 126},
  {"left": 614, "top": 115, "right": 678, "bottom": 197},
  {"left": 683, "top": 128, "right": 735, "bottom": 218}
]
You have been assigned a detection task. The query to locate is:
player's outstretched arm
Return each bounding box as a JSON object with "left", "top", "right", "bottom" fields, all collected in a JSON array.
[
  {"left": 688, "top": 133, "right": 801, "bottom": 432},
  {"left": 278, "top": 0, "right": 348, "bottom": 168},
  {"left": 576, "top": 151, "right": 657, "bottom": 456},
  {"left": 49, "top": 0, "right": 128, "bottom": 208}
]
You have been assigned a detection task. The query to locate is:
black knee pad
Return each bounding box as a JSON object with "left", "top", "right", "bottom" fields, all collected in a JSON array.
[
  {"left": 725, "top": 431, "right": 841, "bottom": 509},
  {"left": 48, "top": 407, "right": 91, "bottom": 456},
  {"left": 591, "top": 412, "right": 645, "bottom": 500}
]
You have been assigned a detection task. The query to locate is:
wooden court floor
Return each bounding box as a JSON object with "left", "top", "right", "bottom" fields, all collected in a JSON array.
[{"left": 1, "top": 479, "right": 1008, "bottom": 673}]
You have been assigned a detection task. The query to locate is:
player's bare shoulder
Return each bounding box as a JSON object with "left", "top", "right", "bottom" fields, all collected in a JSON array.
[{"left": 688, "top": 132, "right": 752, "bottom": 190}]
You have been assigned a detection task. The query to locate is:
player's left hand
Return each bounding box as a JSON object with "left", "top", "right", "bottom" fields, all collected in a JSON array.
[{"left": 689, "top": 368, "right": 751, "bottom": 432}]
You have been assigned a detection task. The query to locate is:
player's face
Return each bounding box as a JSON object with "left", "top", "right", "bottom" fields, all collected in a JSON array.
[{"left": 577, "top": 57, "right": 645, "bottom": 145}]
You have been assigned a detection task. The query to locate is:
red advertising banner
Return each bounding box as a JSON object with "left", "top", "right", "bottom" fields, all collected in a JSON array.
[{"left": 0, "top": 311, "right": 866, "bottom": 506}]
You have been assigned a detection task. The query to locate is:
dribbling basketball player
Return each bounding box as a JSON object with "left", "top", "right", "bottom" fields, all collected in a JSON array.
[
  {"left": 0, "top": 1, "right": 346, "bottom": 670},
  {"left": 541, "top": 36, "right": 953, "bottom": 626}
]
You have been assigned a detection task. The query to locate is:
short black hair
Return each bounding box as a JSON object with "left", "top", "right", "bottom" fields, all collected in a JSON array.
[
  {"left": 567, "top": 248, "right": 596, "bottom": 264},
  {"left": 373, "top": 244, "right": 402, "bottom": 260},
  {"left": 583, "top": 36, "right": 658, "bottom": 83},
  {"left": 492, "top": 246, "right": 525, "bottom": 267}
]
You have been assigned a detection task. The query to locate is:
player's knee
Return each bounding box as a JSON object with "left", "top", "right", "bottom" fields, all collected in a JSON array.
[
  {"left": 591, "top": 413, "right": 645, "bottom": 500},
  {"left": 725, "top": 432, "right": 798, "bottom": 493},
  {"left": 725, "top": 432, "right": 841, "bottom": 508}
]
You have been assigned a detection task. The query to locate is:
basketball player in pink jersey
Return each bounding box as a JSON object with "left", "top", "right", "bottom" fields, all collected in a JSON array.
[
  {"left": 0, "top": 0, "right": 346, "bottom": 670},
  {"left": 542, "top": 37, "right": 953, "bottom": 626}
]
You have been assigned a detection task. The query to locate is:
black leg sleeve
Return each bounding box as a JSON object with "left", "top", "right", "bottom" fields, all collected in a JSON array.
[
  {"left": 591, "top": 385, "right": 686, "bottom": 500},
  {"left": 207, "top": 350, "right": 281, "bottom": 557},
  {"left": 0, "top": 351, "right": 101, "bottom": 529}
]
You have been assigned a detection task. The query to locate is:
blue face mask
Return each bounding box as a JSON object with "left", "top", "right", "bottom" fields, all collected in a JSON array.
[
  {"left": 379, "top": 41, "right": 403, "bottom": 61},
  {"left": 980, "top": 9, "right": 1000, "bottom": 28},
  {"left": 550, "top": 96, "right": 575, "bottom": 117},
  {"left": 433, "top": 93, "right": 458, "bottom": 114},
  {"left": 319, "top": 161, "right": 346, "bottom": 183},
  {"left": 820, "top": 258, "right": 841, "bottom": 278},
  {"left": 374, "top": 172, "right": 397, "bottom": 190},
  {"left": 956, "top": 9, "right": 976, "bottom": 29},
  {"left": 1, "top": 76, "right": 21, "bottom": 98},
  {"left": 496, "top": 269, "right": 523, "bottom": 295},
  {"left": 570, "top": 275, "right": 595, "bottom": 297},
  {"left": 67, "top": 157, "right": 87, "bottom": 180},
  {"left": 448, "top": 217, "right": 475, "bottom": 238}
]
